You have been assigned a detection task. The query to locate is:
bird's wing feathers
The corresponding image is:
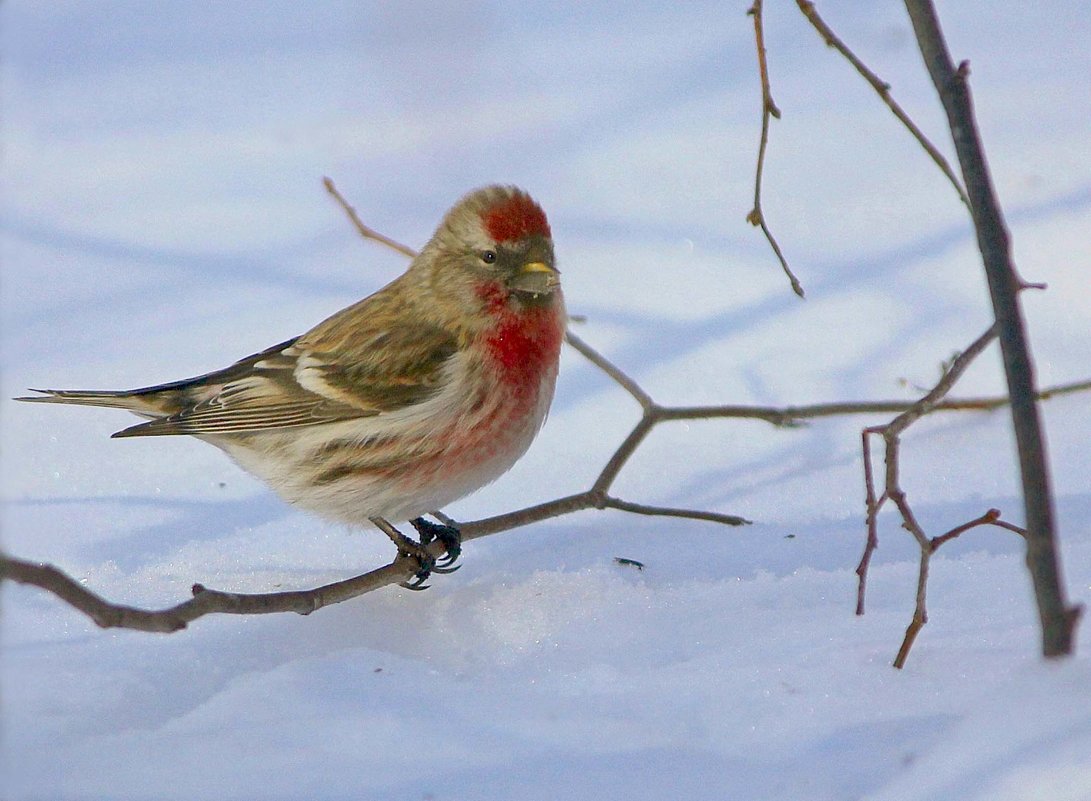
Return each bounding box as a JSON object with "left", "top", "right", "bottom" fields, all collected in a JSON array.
[
  {"left": 21, "top": 311, "right": 461, "bottom": 439},
  {"left": 298, "top": 323, "right": 461, "bottom": 413},
  {"left": 108, "top": 323, "right": 458, "bottom": 438}
]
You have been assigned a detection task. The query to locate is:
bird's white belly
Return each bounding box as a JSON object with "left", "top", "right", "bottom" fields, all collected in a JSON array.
[{"left": 214, "top": 359, "right": 556, "bottom": 527}]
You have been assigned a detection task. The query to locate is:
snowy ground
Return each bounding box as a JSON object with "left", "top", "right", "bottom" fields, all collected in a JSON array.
[{"left": 3, "top": 2, "right": 1091, "bottom": 800}]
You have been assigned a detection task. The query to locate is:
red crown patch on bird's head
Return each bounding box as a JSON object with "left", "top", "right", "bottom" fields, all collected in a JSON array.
[{"left": 482, "top": 193, "right": 551, "bottom": 243}]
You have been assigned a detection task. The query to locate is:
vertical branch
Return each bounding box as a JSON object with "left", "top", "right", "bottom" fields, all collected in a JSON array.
[
  {"left": 746, "top": 0, "right": 805, "bottom": 298},
  {"left": 904, "top": 0, "right": 1081, "bottom": 657},
  {"left": 855, "top": 428, "right": 884, "bottom": 615}
]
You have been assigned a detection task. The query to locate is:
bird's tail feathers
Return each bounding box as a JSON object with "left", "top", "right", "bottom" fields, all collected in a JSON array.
[{"left": 15, "top": 388, "right": 165, "bottom": 415}]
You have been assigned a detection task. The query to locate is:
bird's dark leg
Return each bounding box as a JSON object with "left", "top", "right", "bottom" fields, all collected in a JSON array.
[
  {"left": 410, "top": 516, "right": 462, "bottom": 574},
  {"left": 370, "top": 517, "right": 435, "bottom": 590}
]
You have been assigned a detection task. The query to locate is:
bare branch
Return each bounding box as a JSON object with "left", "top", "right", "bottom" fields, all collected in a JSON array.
[
  {"left": 890, "top": 508, "right": 1027, "bottom": 669},
  {"left": 746, "top": 0, "right": 805, "bottom": 298},
  {"left": 1, "top": 552, "right": 423, "bottom": 632},
  {"left": 855, "top": 429, "right": 883, "bottom": 615},
  {"left": 591, "top": 416, "right": 659, "bottom": 496},
  {"left": 893, "top": 589, "right": 927, "bottom": 669},
  {"left": 0, "top": 558, "right": 192, "bottom": 633},
  {"left": 0, "top": 484, "right": 750, "bottom": 633},
  {"left": 929, "top": 508, "right": 1024, "bottom": 550}
]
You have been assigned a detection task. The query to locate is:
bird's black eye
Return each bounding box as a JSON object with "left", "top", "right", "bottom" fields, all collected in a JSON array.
[{"left": 480, "top": 250, "right": 498, "bottom": 264}]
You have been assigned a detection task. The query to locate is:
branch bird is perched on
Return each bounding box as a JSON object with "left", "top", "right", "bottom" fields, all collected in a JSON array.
[{"left": 18, "top": 185, "right": 565, "bottom": 588}]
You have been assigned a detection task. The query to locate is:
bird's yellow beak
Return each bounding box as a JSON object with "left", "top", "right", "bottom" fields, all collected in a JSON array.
[
  {"left": 508, "top": 261, "right": 561, "bottom": 295},
  {"left": 521, "top": 261, "right": 557, "bottom": 275}
]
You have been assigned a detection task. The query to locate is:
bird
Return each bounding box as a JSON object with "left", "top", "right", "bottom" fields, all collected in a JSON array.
[{"left": 17, "top": 185, "right": 565, "bottom": 588}]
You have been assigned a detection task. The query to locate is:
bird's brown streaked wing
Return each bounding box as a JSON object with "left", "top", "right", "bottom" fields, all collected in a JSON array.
[
  {"left": 108, "top": 339, "right": 367, "bottom": 437},
  {"left": 115, "top": 323, "right": 460, "bottom": 437},
  {"left": 297, "top": 319, "right": 461, "bottom": 413}
]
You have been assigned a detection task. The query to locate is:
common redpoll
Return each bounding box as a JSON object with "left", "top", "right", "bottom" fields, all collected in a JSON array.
[{"left": 18, "top": 185, "right": 565, "bottom": 587}]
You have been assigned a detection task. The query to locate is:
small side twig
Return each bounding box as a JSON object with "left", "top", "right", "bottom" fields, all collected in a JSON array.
[
  {"left": 323, "top": 177, "right": 417, "bottom": 258},
  {"left": 746, "top": 0, "right": 805, "bottom": 298},
  {"left": 857, "top": 325, "right": 997, "bottom": 603},
  {"left": 855, "top": 325, "right": 1033, "bottom": 668},
  {"left": 892, "top": 509, "right": 1026, "bottom": 668}
]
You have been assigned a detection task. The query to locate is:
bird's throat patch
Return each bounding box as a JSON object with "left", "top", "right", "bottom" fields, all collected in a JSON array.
[{"left": 476, "top": 284, "right": 563, "bottom": 392}]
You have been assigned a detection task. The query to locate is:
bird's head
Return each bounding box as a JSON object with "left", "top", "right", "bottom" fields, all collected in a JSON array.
[{"left": 416, "top": 186, "right": 561, "bottom": 318}]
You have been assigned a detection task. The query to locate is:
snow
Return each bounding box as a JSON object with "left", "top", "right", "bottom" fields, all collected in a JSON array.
[{"left": 3, "top": 2, "right": 1091, "bottom": 799}]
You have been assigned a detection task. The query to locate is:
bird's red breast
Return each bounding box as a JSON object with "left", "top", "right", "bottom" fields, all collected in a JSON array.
[{"left": 475, "top": 281, "right": 564, "bottom": 394}]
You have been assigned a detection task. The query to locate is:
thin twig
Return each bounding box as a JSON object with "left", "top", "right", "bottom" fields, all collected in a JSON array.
[
  {"left": 931, "top": 508, "right": 1004, "bottom": 550},
  {"left": 659, "top": 379, "right": 1091, "bottom": 425},
  {"left": 565, "top": 330, "right": 655, "bottom": 410},
  {"left": 859, "top": 327, "right": 998, "bottom": 607},
  {"left": 462, "top": 490, "right": 751, "bottom": 539},
  {"left": 887, "top": 325, "right": 998, "bottom": 434},
  {"left": 746, "top": 0, "right": 805, "bottom": 298},
  {"left": 603, "top": 498, "right": 749, "bottom": 527},
  {"left": 890, "top": 508, "right": 1026, "bottom": 669},
  {"left": 795, "top": 0, "right": 969, "bottom": 208},
  {"left": 323, "top": 177, "right": 417, "bottom": 258}
]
